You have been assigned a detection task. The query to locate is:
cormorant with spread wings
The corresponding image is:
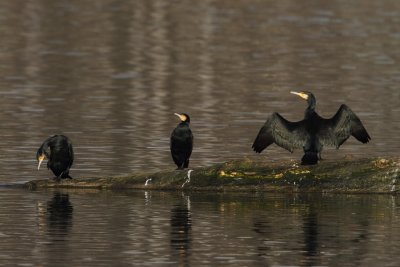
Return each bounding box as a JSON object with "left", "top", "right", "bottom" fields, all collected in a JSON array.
[{"left": 252, "top": 91, "right": 371, "bottom": 165}]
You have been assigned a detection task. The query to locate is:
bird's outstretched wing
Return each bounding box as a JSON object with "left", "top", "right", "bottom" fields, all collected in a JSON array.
[
  {"left": 319, "top": 104, "right": 371, "bottom": 148},
  {"left": 252, "top": 112, "right": 308, "bottom": 153}
]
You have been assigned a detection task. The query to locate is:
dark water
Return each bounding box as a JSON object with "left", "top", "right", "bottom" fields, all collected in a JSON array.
[
  {"left": 1, "top": 0, "right": 400, "bottom": 266},
  {"left": 1, "top": 189, "right": 400, "bottom": 267}
]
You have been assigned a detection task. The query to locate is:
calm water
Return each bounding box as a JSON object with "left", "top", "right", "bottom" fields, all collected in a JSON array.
[
  {"left": 1, "top": 189, "right": 400, "bottom": 267},
  {"left": 1, "top": 0, "right": 400, "bottom": 266}
]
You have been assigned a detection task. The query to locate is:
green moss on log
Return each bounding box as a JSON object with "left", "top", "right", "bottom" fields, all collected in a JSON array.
[{"left": 24, "top": 157, "right": 400, "bottom": 193}]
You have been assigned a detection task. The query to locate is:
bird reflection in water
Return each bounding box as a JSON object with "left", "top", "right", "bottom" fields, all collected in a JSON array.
[
  {"left": 46, "top": 192, "right": 73, "bottom": 237},
  {"left": 252, "top": 219, "right": 271, "bottom": 262},
  {"left": 252, "top": 198, "right": 321, "bottom": 266},
  {"left": 35, "top": 192, "right": 74, "bottom": 265},
  {"left": 302, "top": 207, "right": 319, "bottom": 267},
  {"left": 170, "top": 194, "right": 192, "bottom": 264}
]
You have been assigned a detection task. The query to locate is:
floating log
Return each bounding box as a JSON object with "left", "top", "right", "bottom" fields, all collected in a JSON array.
[{"left": 24, "top": 157, "right": 400, "bottom": 193}]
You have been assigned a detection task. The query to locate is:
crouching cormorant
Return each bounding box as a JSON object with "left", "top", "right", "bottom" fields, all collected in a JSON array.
[
  {"left": 37, "top": 135, "right": 74, "bottom": 179},
  {"left": 252, "top": 91, "right": 371, "bottom": 165},
  {"left": 171, "top": 113, "right": 193, "bottom": 169}
]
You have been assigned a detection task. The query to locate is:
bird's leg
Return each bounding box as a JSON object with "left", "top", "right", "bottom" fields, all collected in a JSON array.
[
  {"left": 177, "top": 162, "right": 185, "bottom": 170},
  {"left": 184, "top": 159, "right": 189, "bottom": 169}
]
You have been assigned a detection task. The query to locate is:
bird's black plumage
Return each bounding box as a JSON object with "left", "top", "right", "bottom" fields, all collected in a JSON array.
[
  {"left": 170, "top": 113, "right": 193, "bottom": 169},
  {"left": 37, "top": 135, "right": 74, "bottom": 179},
  {"left": 252, "top": 91, "right": 371, "bottom": 165}
]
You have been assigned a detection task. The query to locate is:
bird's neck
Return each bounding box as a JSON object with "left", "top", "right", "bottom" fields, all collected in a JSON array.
[
  {"left": 304, "top": 107, "right": 315, "bottom": 119},
  {"left": 38, "top": 142, "right": 51, "bottom": 158},
  {"left": 304, "top": 98, "right": 316, "bottom": 118}
]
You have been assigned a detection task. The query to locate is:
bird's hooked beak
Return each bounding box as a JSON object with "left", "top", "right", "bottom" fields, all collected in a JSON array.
[
  {"left": 290, "top": 91, "right": 309, "bottom": 100},
  {"left": 174, "top": 113, "right": 187, "bottom": 122},
  {"left": 37, "top": 154, "right": 45, "bottom": 170}
]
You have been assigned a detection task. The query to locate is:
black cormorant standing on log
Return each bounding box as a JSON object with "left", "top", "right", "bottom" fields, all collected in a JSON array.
[
  {"left": 171, "top": 113, "right": 193, "bottom": 169},
  {"left": 37, "top": 135, "right": 74, "bottom": 179},
  {"left": 252, "top": 91, "right": 371, "bottom": 165}
]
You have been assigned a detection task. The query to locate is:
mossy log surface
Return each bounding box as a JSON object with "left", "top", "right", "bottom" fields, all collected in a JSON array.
[{"left": 24, "top": 157, "right": 400, "bottom": 193}]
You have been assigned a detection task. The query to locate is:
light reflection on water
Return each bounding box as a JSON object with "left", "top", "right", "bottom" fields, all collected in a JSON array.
[
  {"left": 1, "top": 189, "right": 400, "bottom": 266},
  {"left": 0, "top": 0, "right": 399, "bottom": 183}
]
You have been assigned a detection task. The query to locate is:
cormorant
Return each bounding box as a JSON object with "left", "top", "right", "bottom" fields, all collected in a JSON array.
[
  {"left": 170, "top": 113, "right": 193, "bottom": 169},
  {"left": 252, "top": 91, "right": 371, "bottom": 165},
  {"left": 37, "top": 135, "right": 74, "bottom": 179}
]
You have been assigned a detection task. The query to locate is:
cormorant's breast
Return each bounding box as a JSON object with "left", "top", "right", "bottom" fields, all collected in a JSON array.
[{"left": 304, "top": 112, "right": 321, "bottom": 134}]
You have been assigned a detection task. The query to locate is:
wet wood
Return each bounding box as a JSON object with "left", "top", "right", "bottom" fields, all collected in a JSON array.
[{"left": 24, "top": 157, "right": 400, "bottom": 193}]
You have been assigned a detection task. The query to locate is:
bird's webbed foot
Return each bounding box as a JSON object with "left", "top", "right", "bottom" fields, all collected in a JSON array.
[
  {"left": 60, "top": 171, "right": 73, "bottom": 179},
  {"left": 63, "top": 173, "right": 73, "bottom": 179}
]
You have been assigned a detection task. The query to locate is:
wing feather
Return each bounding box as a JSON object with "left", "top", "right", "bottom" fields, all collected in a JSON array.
[
  {"left": 252, "top": 113, "right": 308, "bottom": 153},
  {"left": 319, "top": 104, "right": 371, "bottom": 148}
]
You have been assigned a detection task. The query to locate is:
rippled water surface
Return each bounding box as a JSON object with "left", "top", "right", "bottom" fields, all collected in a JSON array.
[
  {"left": 1, "top": 189, "right": 400, "bottom": 267},
  {"left": 1, "top": 0, "right": 400, "bottom": 266}
]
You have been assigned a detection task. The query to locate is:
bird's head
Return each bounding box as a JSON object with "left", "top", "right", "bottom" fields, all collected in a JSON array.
[
  {"left": 36, "top": 152, "right": 46, "bottom": 170},
  {"left": 290, "top": 91, "right": 316, "bottom": 109},
  {"left": 290, "top": 91, "right": 313, "bottom": 100},
  {"left": 174, "top": 113, "right": 190, "bottom": 123}
]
